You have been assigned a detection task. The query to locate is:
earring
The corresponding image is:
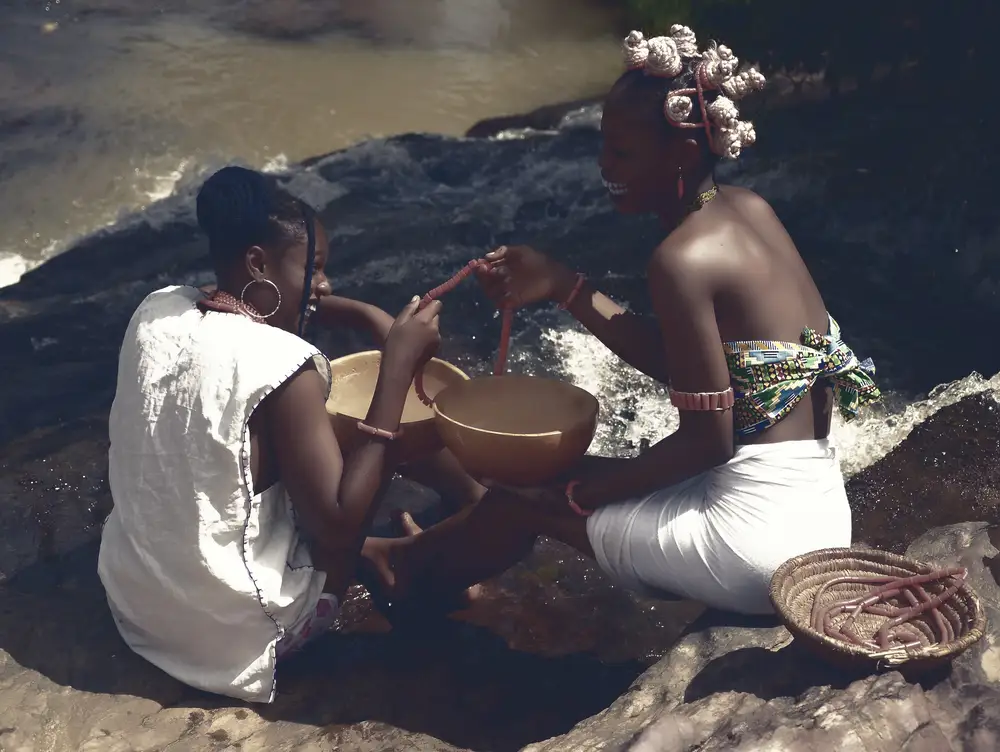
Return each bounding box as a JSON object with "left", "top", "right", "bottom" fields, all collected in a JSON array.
[
  {"left": 677, "top": 167, "right": 684, "bottom": 200},
  {"left": 240, "top": 278, "right": 282, "bottom": 318}
]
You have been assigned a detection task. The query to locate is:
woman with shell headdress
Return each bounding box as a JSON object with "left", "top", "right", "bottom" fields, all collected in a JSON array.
[{"left": 364, "top": 27, "right": 882, "bottom": 617}]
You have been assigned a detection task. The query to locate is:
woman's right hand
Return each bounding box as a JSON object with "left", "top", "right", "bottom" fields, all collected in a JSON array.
[
  {"left": 382, "top": 296, "right": 442, "bottom": 373},
  {"left": 476, "top": 245, "right": 577, "bottom": 309}
]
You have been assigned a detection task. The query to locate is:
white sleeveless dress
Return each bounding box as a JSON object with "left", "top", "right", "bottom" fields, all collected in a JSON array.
[{"left": 98, "top": 285, "right": 332, "bottom": 703}]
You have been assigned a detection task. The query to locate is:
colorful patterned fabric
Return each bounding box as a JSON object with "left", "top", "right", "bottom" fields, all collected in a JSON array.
[{"left": 723, "top": 313, "right": 881, "bottom": 437}]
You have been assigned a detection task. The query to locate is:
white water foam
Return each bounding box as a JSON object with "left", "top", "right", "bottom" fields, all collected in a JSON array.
[
  {"left": 830, "top": 372, "right": 1000, "bottom": 476},
  {"left": 0, "top": 238, "right": 62, "bottom": 289},
  {"left": 0, "top": 157, "right": 209, "bottom": 291},
  {"left": 542, "top": 326, "right": 675, "bottom": 456},
  {"left": 135, "top": 158, "right": 195, "bottom": 204},
  {"left": 544, "top": 322, "right": 1000, "bottom": 478},
  {"left": 0, "top": 148, "right": 363, "bottom": 294},
  {"left": 6, "top": 137, "right": 993, "bottom": 478},
  {"left": 0, "top": 254, "right": 30, "bottom": 289},
  {"left": 262, "top": 154, "right": 291, "bottom": 174}
]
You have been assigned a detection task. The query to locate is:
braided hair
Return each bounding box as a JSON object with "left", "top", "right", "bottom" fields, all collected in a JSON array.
[{"left": 196, "top": 166, "right": 317, "bottom": 336}]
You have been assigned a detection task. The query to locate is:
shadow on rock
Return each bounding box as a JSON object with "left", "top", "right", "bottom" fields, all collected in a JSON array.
[
  {"left": 685, "top": 645, "right": 853, "bottom": 705},
  {"left": 0, "top": 542, "right": 185, "bottom": 704},
  {"left": 685, "top": 639, "right": 952, "bottom": 707},
  {"left": 680, "top": 609, "right": 863, "bottom": 703},
  {"left": 270, "top": 624, "right": 643, "bottom": 751},
  {"left": 0, "top": 538, "right": 647, "bottom": 752},
  {"left": 0, "top": 416, "right": 700, "bottom": 750},
  {"left": 530, "top": 524, "right": 1000, "bottom": 752}
]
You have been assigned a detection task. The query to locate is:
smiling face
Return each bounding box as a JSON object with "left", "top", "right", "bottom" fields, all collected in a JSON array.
[
  {"left": 598, "top": 71, "right": 704, "bottom": 217},
  {"left": 245, "top": 216, "right": 331, "bottom": 334}
]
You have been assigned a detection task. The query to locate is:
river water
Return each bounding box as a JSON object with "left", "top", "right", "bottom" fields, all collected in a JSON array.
[
  {"left": 2, "top": 7, "right": 999, "bottom": 745},
  {"left": 0, "top": 0, "right": 622, "bottom": 286}
]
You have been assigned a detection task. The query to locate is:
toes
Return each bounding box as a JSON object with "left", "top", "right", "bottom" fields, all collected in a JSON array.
[
  {"left": 359, "top": 538, "right": 397, "bottom": 593},
  {"left": 465, "top": 583, "right": 484, "bottom": 602},
  {"left": 392, "top": 509, "right": 424, "bottom": 536}
]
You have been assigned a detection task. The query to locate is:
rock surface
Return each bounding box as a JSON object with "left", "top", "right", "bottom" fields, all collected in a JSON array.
[
  {"left": 2, "top": 89, "right": 1000, "bottom": 750},
  {"left": 528, "top": 521, "right": 1000, "bottom": 752},
  {"left": 848, "top": 393, "right": 1000, "bottom": 553},
  {"left": 0, "top": 395, "right": 996, "bottom": 751}
]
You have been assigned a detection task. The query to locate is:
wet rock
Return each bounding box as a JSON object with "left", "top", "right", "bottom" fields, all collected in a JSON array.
[
  {"left": 465, "top": 96, "right": 605, "bottom": 139},
  {"left": 0, "top": 412, "right": 693, "bottom": 752},
  {"left": 530, "top": 522, "right": 1000, "bottom": 752},
  {"left": 849, "top": 393, "right": 1000, "bottom": 553},
  {"left": 0, "top": 394, "right": 996, "bottom": 750},
  {"left": 233, "top": 0, "right": 340, "bottom": 40},
  {"left": 1, "top": 90, "right": 999, "bottom": 749}
]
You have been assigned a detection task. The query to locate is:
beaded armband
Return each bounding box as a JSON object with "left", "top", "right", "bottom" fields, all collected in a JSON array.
[{"left": 668, "top": 386, "right": 735, "bottom": 412}]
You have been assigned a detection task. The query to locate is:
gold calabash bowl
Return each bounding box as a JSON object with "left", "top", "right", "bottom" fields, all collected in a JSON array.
[{"left": 326, "top": 350, "right": 469, "bottom": 463}]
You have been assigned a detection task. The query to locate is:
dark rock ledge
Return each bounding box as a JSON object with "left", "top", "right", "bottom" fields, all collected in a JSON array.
[{"left": 2, "top": 92, "right": 1000, "bottom": 749}]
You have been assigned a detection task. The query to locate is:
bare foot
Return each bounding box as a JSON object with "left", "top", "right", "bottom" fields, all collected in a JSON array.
[
  {"left": 356, "top": 535, "right": 423, "bottom": 626},
  {"left": 359, "top": 536, "right": 398, "bottom": 592},
  {"left": 358, "top": 521, "right": 485, "bottom": 628},
  {"left": 392, "top": 509, "right": 423, "bottom": 536},
  {"left": 391, "top": 511, "right": 485, "bottom": 606}
]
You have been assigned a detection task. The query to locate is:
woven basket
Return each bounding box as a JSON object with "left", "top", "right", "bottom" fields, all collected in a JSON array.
[{"left": 769, "top": 547, "right": 987, "bottom": 673}]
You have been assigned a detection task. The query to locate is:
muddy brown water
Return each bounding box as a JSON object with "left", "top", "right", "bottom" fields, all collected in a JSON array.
[{"left": 0, "top": 0, "right": 623, "bottom": 283}]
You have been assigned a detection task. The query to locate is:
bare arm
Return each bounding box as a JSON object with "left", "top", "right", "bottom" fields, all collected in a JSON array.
[
  {"left": 315, "top": 295, "right": 395, "bottom": 346},
  {"left": 551, "top": 273, "right": 669, "bottom": 383},
  {"left": 475, "top": 246, "right": 669, "bottom": 383},
  {"left": 265, "top": 358, "right": 412, "bottom": 596},
  {"left": 571, "top": 244, "right": 735, "bottom": 510},
  {"left": 265, "top": 297, "right": 440, "bottom": 596}
]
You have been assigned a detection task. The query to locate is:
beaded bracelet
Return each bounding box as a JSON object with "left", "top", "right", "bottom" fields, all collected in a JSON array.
[
  {"left": 668, "top": 386, "right": 735, "bottom": 412},
  {"left": 565, "top": 480, "right": 593, "bottom": 517},
  {"left": 357, "top": 421, "right": 403, "bottom": 440},
  {"left": 557, "top": 274, "right": 586, "bottom": 311}
]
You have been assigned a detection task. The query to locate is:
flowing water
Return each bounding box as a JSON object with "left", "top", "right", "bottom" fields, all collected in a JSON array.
[
  {"left": 0, "top": 0, "right": 622, "bottom": 285},
  {"left": 2, "top": 4, "right": 999, "bottom": 733}
]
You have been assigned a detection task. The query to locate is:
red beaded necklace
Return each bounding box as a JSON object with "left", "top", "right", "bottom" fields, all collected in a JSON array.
[{"left": 198, "top": 289, "right": 266, "bottom": 323}]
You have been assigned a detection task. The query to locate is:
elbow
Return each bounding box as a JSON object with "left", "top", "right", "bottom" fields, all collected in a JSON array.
[
  {"left": 309, "top": 519, "right": 355, "bottom": 555},
  {"left": 701, "top": 432, "right": 735, "bottom": 469},
  {"left": 649, "top": 356, "right": 671, "bottom": 385},
  {"left": 716, "top": 440, "right": 736, "bottom": 466},
  {"left": 302, "top": 504, "right": 365, "bottom": 555},
  {"left": 646, "top": 361, "right": 669, "bottom": 384}
]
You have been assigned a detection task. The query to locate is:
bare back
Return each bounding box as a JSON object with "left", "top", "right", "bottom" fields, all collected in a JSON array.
[{"left": 661, "top": 185, "right": 833, "bottom": 444}]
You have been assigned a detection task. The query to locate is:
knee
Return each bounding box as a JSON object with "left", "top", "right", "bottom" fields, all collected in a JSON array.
[
  {"left": 480, "top": 486, "right": 530, "bottom": 515},
  {"left": 478, "top": 487, "right": 548, "bottom": 538}
]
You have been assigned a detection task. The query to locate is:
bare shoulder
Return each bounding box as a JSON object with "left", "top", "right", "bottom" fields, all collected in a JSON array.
[
  {"left": 721, "top": 184, "right": 780, "bottom": 222},
  {"left": 647, "top": 219, "right": 728, "bottom": 294},
  {"left": 646, "top": 240, "right": 715, "bottom": 311}
]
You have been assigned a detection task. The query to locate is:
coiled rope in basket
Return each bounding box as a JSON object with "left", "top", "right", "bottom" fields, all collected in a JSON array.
[{"left": 769, "top": 548, "right": 986, "bottom": 671}]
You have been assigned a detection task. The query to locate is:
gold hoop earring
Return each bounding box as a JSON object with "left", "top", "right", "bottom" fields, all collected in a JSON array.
[{"left": 240, "top": 278, "right": 281, "bottom": 318}]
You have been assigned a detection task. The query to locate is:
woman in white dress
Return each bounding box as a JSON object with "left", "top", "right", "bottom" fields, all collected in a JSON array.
[
  {"left": 98, "top": 166, "right": 480, "bottom": 702},
  {"left": 365, "top": 26, "right": 881, "bottom": 618}
]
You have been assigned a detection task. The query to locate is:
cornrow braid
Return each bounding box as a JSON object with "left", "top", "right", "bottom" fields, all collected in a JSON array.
[{"left": 196, "top": 165, "right": 310, "bottom": 265}]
